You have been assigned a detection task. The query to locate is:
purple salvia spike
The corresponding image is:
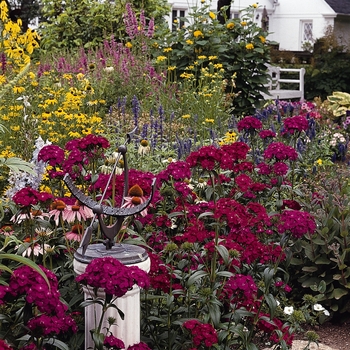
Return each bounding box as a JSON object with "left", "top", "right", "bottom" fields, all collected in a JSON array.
[{"left": 147, "top": 18, "right": 155, "bottom": 38}]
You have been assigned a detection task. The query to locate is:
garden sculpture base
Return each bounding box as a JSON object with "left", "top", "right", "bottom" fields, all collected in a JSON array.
[{"left": 73, "top": 243, "right": 150, "bottom": 349}]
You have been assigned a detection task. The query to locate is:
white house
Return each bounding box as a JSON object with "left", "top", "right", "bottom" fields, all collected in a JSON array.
[{"left": 166, "top": 0, "right": 350, "bottom": 51}]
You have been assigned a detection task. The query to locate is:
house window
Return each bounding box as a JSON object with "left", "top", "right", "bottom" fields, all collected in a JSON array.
[
  {"left": 301, "top": 21, "right": 313, "bottom": 47},
  {"left": 172, "top": 9, "right": 185, "bottom": 31}
]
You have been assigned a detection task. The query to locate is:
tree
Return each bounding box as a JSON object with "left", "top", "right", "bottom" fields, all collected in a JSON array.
[
  {"left": 5, "top": 0, "right": 41, "bottom": 31},
  {"left": 217, "top": 0, "right": 232, "bottom": 24},
  {"left": 39, "top": 0, "right": 170, "bottom": 51}
]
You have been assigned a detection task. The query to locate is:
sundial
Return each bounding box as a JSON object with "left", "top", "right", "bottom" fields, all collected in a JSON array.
[{"left": 64, "top": 128, "right": 156, "bottom": 259}]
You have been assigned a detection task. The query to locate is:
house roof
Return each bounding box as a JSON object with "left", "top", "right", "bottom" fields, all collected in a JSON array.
[{"left": 325, "top": 0, "right": 350, "bottom": 14}]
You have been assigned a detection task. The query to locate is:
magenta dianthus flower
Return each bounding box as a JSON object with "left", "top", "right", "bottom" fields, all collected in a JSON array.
[
  {"left": 237, "top": 116, "right": 262, "bottom": 132},
  {"left": 103, "top": 335, "right": 125, "bottom": 349},
  {"left": 183, "top": 320, "right": 218, "bottom": 347},
  {"left": 76, "top": 257, "right": 150, "bottom": 297},
  {"left": 264, "top": 142, "right": 298, "bottom": 161},
  {"left": 272, "top": 162, "right": 289, "bottom": 176},
  {"left": 127, "top": 342, "right": 152, "bottom": 350},
  {"left": 283, "top": 115, "right": 309, "bottom": 134},
  {"left": 186, "top": 145, "right": 222, "bottom": 171},
  {"left": 277, "top": 209, "right": 316, "bottom": 238},
  {"left": 37, "top": 145, "right": 65, "bottom": 166},
  {"left": 259, "top": 129, "right": 276, "bottom": 139}
]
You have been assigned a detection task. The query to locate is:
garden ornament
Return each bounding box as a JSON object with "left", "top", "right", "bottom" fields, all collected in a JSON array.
[{"left": 64, "top": 127, "right": 156, "bottom": 254}]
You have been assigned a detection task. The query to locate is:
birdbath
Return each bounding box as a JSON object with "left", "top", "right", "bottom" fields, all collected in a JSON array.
[{"left": 64, "top": 128, "right": 155, "bottom": 349}]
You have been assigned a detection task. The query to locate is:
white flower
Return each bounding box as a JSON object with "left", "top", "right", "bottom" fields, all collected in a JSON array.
[
  {"left": 283, "top": 306, "right": 294, "bottom": 315},
  {"left": 313, "top": 304, "right": 325, "bottom": 312},
  {"left": 276, "top": 300, "right": 280, "bottom": 306},
  {"left": 104, "top": 66, "right": 114, "bottom": 72},
  {"left": 323, "top": 309, "right": 330, "bottom": 316}
]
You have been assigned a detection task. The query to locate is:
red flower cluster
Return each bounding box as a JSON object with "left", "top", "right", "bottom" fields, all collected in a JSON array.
[
  {"left": 65, "top": 134, "right": 110, "bottom": 155},
  {"left": 37, "top": 145, "right": 65, "bottom": 166},
  {"left": 147, "top": 252, "right": 173, "bottom": 293},
  {"left": 12, "top": 187, "right": 53, "bottom": 207},
  {"left": 221, "top": 274, "right": 258, "bottom": 308},
  {"left": 264, "top": 142, "right": 298, "bottom": 161},
  {"left": 277, "top": 209, "right": 316, "bottom": 238},
  {"left": 272, "top": 162, "right": 289, "bottom": 176},
  {"left": 183, "top": 319, "right": 218, "bottom": 347},
  {"left": 27, "top": 314, "right": 77, "bottom": 336},
  {"left": 283, "top": 115, "right": 309, "bottom": 134},
  {"left": 237, "top": 116, "right": 263, "bottom": 132},
  {"left": 157, "top": 160, "right": 191, "bottom": 182},
  {"left": 0, "top": 265, "right": 77, "bottom": 337},
  {"left": 258, "top": 313, "right": 294, "bottom": 346},
  {"left": 103, "top": 335, "right": 125, "bottom": 349},
  {"left": 0, "top": 340, "right": 13, "bottom": 350},
  {"left": 186, "top": 145, "right": 222, "bottom": 171},
  {"left": 259, "top": 129, "right": 276, "bottom": 139},
  {"left": 76, "top": 257, "right": 150, "bottom": 297}
]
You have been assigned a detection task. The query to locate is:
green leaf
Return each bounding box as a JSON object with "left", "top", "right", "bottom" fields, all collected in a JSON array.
[
  {"left": 187, "top": 270, "right": 208, "bottom": 286},
  {"left": 0, "top": 254, "right": 50, "bottom": 287},
  {"left": 315, "top": 256, "right": 331, "bottom": 264},
  {"left": 91, "top": 330, "right": 104, "bottom": 350},
  {"left": 44, "top": 338, "right": 70, "bottom": 350},
  {"left": 2, "top": 157, "right": 35, "bottom": 174},
  {"left": 302, "top": 266, "right": 318, "bottom": 273},
  {"left": 216, "top": 245, "right": 230, "bottom": 265},
  {"left": 264, "top": 293, "right": 277, "bottom": 319},
  {"left": 333, "top": 288, "right": 348, "bottom": 300}
]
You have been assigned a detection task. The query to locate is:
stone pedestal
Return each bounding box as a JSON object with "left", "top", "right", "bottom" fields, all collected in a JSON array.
[{"left": 73, "top": 243, "right": 150, "bottom": 349}]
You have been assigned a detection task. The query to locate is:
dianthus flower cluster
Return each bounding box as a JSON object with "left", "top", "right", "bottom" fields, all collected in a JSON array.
[
  {"left": 272, "top": 162, "right": 289, "bottom": 176},
  {"left": 264, "top": 142, "right": 298, "bottom": 161},
  {"left": 237, "top": 116, "right": 263, "bottom": 132},
  {"left": 37, "top": 145, "right": 65, "bottom": 166},
  {"left": 220, "top": 142, "right": 250, "bottom": 169},
  {"left": 277, "top": 209, "right": 316, "bottom": 238},
  {"left": 183, "top": 320, "right": 218, "bottom": 347},
  {"left": 186, "top": 145, "right": 222, "bottom": 170},
  {"left": 157, "top": 161, "right": 191, "bottom": 182},
  {"left": 126, "top": 342, "right": 152, "bottom": 350},
  {"left": 76, "top": 257, "right": 150, "bottom": 297},
  {"left": 0, "top": 339, "right": 13, "bottom": 350},
  {"left": 283, "top": 115, "right": 309, "bottom": 134},
  {"left": 147, "top": 252, "right": 173, "bottom": 293},
  {"left": 103, "top": 335, "right": 125, "bottom": 349},
  {"left": 0, "top": 265, "right": 77, "bottom": 336},
  {"left": 65, "top": 134, "right": 110, "bottom": 154},
  {"left": 12, "top": 187, "right": 53, "bottom": 207},
  {"left": 221, "top": 274, "right": 258, "bottom": 308},
  {"left": 27, "top": 314, "right": 77, "bottom": 336},
  {"left": 259, "top": 129, "right": 276, "bottom": 139},
  {"left": 258, "top": 313, "right": 294, "bottom": 345}
]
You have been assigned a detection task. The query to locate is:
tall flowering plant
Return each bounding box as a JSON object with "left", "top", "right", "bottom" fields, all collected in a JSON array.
[
  {"left": 76, "top": 257, "right": 150, "bottom": 350},
  {"left": 133, "top": 138, "right": 317, "bottom": 349}
]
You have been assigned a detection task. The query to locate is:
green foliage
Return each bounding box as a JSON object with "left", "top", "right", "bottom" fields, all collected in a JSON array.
[
  {"left": 39, "top": 0, "right": 169, "bottom": 51},
  {"left": 290, "top": 166, "right": 350, "bottom": 314},
  {"left": 304, "top": 28, "right": 350, "bottom": 101},
  {"left": 327, "top": 91, "right": 350, "bottom": 118},
  {"left": 151, "top": 3, "right": 271, "bottom": 115}
]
